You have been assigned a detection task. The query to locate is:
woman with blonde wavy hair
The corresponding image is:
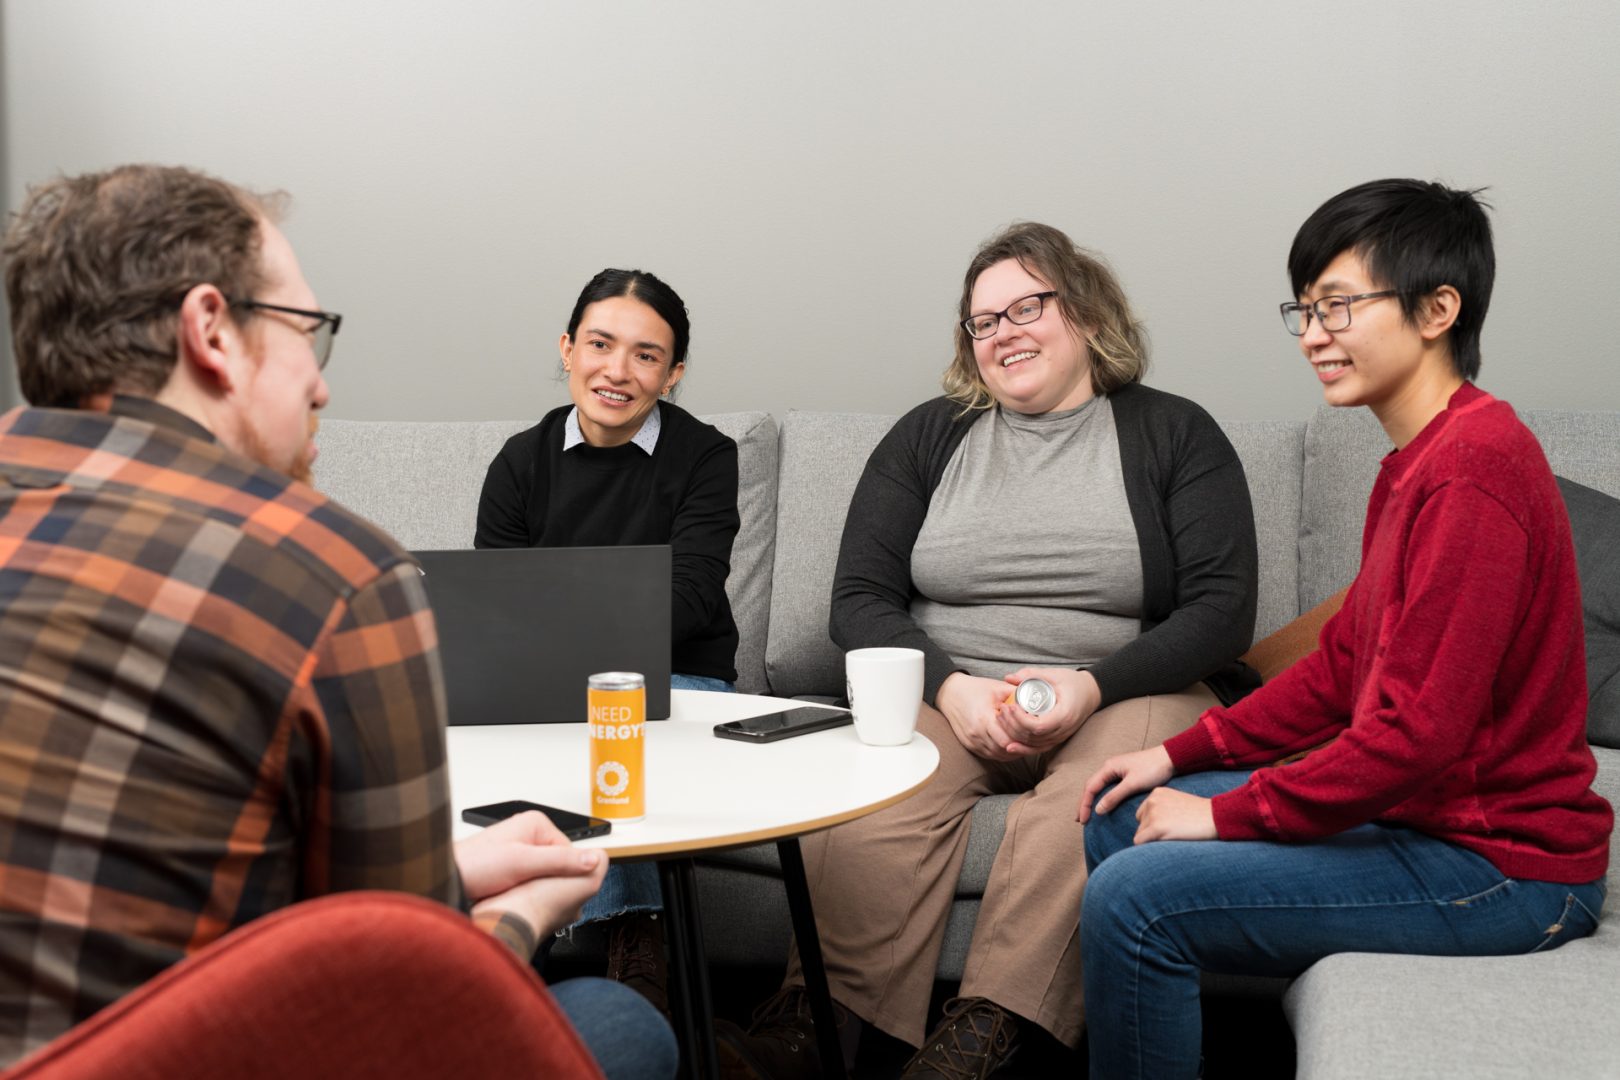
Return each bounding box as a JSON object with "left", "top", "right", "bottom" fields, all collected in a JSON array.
[{"left": 719, "top": 222, "right": 1261, "bottom": 1079}]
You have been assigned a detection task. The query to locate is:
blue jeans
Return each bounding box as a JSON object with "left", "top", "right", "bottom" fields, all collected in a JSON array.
[
  {"left": 576, "top": 673, "right": 735, "bottom": 924},
  {"left": 1081, "top": 769, "right": 1606, "bottom": 1080},
  {"left": 669, "top": 672, "right": 736, "bottom": 693},
  {"left": 552, "top": 976, "right": 678, "bottom": 1080}
]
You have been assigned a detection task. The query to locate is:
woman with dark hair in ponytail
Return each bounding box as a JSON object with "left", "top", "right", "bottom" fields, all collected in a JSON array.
[{"left": 475, "top": 268, "right": 741, "bottom": 1018}]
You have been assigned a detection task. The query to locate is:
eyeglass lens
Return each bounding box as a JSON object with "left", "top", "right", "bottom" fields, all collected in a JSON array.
[
  {"left": 1282, "top": 297, "right": 1355, "bottom": 336},
  {"left": 313, "top": 320, "right": 335, "bottom": 370},
  {"left": 965, "top": 294, "right": 1048, "bottom": 339}
]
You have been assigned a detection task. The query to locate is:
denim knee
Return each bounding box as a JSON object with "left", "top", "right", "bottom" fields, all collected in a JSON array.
[
  {"left": 1080, "top": 850, "right": 1133, "bottom": 944},
  {"left": 551, "top": 977, "right": 678, "bottom": 1080},
  {"left": 1083, "top": 783, "right": 1141, "bottom": 872},
  {"left": 1084, "top": 838, "right": 1169, "bottom": 926}
]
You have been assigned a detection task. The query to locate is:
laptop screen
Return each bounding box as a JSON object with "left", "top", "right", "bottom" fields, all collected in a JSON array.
[{"left": 412, "top": 546, "right": 673, "bottom": 724}]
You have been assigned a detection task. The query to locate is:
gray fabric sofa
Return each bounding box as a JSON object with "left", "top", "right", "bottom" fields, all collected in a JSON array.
[{"left": 316, "top": 402, "right": 1620, "bottom": 1078}]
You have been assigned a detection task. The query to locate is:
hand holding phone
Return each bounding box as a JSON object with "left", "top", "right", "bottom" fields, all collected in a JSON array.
[
  {"left": 461, "top": 800, "right": 612, "bottom": 839},
  {"left": 714, "top": 705, "right": 853, "bottom": 743},
  {"left": 453, "top": 804, "right": 611, "bottom": 942}
]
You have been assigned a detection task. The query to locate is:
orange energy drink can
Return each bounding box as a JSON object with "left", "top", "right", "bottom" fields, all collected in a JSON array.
[{"left": 588, "top": 672, "right": 645, "bottom": 822}]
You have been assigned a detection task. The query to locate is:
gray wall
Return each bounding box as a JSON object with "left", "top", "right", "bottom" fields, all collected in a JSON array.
[
  {"left": 3, "top": 0, "right": 1617, "bottom": 422},
  {"left": 0, "top": 9, "right": 13, "bottom": 409}
]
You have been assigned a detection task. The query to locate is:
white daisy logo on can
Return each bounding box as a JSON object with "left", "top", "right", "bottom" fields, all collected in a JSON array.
[{"left": 595, "top": 760, "right": 630, "bottom": 797}]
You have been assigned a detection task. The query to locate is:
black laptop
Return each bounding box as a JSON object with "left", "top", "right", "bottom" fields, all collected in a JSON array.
[{"left": 412, "top": 545, "right": 672, "bottom": 724}]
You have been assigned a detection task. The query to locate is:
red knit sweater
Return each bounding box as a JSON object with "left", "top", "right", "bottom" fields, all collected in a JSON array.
[{"left": 1165, "top": 384, "right": 1612, "bottom": 883}]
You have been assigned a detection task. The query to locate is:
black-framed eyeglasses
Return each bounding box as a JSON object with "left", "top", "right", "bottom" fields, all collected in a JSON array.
[
  {"left": 229, "top": 298, "right": 343, "bottom": 370},
  {"left": 1279, "top": 291, "right": 1401, "bottom": 336},
  {"left": 961, "top": 291, "right": 1058, "bottom": 340}
]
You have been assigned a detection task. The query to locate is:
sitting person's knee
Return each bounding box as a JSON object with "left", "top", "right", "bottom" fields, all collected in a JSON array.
[{"left": 1083, "top": 782, "right": 1142, "bottom": 868}]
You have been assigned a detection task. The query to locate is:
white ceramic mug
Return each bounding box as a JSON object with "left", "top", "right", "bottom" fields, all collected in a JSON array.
[{"left": 844, "top": 647, "right": 924, "bottom": 746}]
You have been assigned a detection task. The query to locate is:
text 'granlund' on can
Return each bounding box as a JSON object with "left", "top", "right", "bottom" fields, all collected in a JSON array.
[
  {"left": 588, "top": 671, "right": 645, "bottom": 822},
  {"left": 1013, "top": 677, "right": 1057, "bottom": 716}
]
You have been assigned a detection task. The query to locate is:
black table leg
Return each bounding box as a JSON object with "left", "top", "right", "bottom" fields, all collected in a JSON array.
[
  {"left": 658, "top": 858, "right": 719, "bottom": 1080},
  {"left": 777, "top": 838, "right": 847, "bottom": 1080}
]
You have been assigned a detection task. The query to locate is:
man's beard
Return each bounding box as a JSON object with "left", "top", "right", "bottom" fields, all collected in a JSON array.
[{"left": 240, "top": 413, "right": 319, "bottom": 486}]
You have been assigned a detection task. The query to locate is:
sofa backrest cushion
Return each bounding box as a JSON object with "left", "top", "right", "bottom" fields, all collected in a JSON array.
[
  {"left": 315, "top": 420, "right": 532, "bottom": 550},
  {"left": 764, "top": 411, "right": 899, "bottom": 697},
  {"left": 313, "top": 412, "right": 780, "bottom": 694},
  {"left": 1517, "top": 412, "right": 1620, "bottom": 749},
  {"left": 1558, "top": 477, "right": 1620, "bottom": 749},
  {"left": 1299, "top": 403, "right": 1620, "bottom": 746},
  {"left": 1220, "top": 420, "right": 1305, "bottom": 640},
  {"left": 1299, "top": 404, "right": 1620, "bottom": 603},
  {"left": 1297, "top": 406, "right": 1389, "bottom": 612},
  {"left": 717, "top": 414, "right": 780, "bottom": 693}
]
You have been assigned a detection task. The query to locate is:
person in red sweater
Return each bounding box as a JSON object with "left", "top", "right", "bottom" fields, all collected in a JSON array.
[{"left": 1075, "top": 178, "right": 1613, "bottom": 1080}]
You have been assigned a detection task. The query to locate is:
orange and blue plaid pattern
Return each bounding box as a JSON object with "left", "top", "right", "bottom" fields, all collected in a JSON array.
[{"left": 0, "top": 403, "right": 483, "bottom": 1063}]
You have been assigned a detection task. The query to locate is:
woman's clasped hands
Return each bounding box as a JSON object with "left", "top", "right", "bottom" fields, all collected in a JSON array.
[{"left": 936, "top": 667, "right": 1102, "bottom": 760}]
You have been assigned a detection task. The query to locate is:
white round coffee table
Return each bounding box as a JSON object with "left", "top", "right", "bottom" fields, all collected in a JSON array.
[
  {"left": 449, "top": 689, "right": 938, "bottom": 852},
  {"left": 447, "top": 689, "right": 939, "bottom": 1080}
]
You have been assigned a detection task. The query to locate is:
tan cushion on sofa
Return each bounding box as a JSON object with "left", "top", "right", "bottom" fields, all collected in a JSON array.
[{"left": 1240, "top": 586, "right": 1349, "bottom": 684}]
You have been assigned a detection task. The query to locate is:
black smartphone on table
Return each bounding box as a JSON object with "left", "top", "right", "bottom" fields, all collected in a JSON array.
[
  {"left": 461, "top": 800, "right": 612, "bottom": 839},
  {"left": 713, "top": 705, "right": 854, "bottom": 743}
]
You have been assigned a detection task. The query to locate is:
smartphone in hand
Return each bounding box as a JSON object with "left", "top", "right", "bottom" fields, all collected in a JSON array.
[
  {"left": 714, "top": 705, "right": 853, "bottom": 743},
  {"left": 461, "top": 800, "right": 612, "bottom": 840}
]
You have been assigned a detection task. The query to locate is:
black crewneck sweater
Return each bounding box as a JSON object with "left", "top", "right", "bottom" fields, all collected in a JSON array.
[{"left": 474, "top": 402, "right": 740, "bottom": 682}]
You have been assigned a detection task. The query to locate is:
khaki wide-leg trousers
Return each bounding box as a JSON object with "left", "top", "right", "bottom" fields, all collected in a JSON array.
[{"left": 785, "top": 684, "right": 1218, "bottom": 1049}]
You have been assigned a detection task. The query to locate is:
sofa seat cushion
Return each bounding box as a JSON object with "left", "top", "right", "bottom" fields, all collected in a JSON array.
[
  {"left": 1284, "top": 926, "right": 1620, "bottom": 1080},
  {"left": 1286, "top": 746, "right": 1620, "bottom": 1078}
]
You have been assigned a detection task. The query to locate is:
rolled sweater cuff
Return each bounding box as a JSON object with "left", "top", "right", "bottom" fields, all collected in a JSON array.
[
  {"left": 1165, "top": 713, "right": 1279, "bottom": 841},
  {"left": 1210, "top": 786, "right": 1277, "bottom": 841},
  {"left": 1163, "top": 713, "right": 1224, "bottom": 773}
]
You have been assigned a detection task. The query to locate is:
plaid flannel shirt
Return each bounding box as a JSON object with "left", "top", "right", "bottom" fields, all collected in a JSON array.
[{"left": 0, "top": 402, "right": 530, "bottom": 1064}]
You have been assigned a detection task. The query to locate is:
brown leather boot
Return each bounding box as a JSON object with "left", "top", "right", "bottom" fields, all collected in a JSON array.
[
  {"left": 899, "top": 997, "right": 1021, "bottom": 1079},
  {"left": 604, "top": 913, "right": 668, "bottom": 1020},
  {"left": 715, "top": 986, "right": 851, "bottom": 1080}
]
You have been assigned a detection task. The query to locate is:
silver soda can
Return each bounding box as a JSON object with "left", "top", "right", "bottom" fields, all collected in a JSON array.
[{"left": 1014, "top": 677, "right": 1057, "bottom": 716}]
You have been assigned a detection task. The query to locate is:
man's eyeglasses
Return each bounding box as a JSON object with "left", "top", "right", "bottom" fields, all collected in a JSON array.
[
  {"left": 961, "top": 291, "right": 1058, "bottom": 340},
  {"left": 230, "top": 299, "right": 343, "bottom": 370},
  {"left": 1279, "top": 291, "right": 1401, "bottom": 336}
]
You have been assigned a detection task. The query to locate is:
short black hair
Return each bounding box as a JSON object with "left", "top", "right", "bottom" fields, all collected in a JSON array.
[
  {"left": 1287, "top": 179, "right": 1494, "bottom": 381},
  {"left": 565, "top": 268, "right": 690, "bottom": 368}
]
